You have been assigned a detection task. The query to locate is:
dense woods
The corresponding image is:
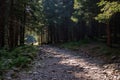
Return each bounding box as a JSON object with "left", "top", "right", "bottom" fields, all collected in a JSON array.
[
  {"left": 0, "top": 0, "right": 120, "bottom": 49},
  {"left": 0, "top": 0, "right": 27, "bottom": 49},
  {"left": 0, "top": 0, "right": 120, "bottom": 79}
]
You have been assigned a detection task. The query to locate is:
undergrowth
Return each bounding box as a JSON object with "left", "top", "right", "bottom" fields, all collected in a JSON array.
[
  {"left": 60, "top": 40, "right": 120, "bottom": 62},
  {"left": 88, "top": 43, "right": 120, "bottom": 57},
  {"left": 0, "top": 45, "right": 38, "bottom": 79},
  {"left": 60, "top": 39, "right": 90, "bottom": 50}
]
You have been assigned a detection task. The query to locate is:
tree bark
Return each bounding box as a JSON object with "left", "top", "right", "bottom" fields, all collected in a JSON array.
[
  {"left": 20, "top": 4, "right": 26, "bottom": 46},
  {"left": 0, "top": 0, "right": 6, "bottom": 48},
  {"left": 106, "top": 22, "right": 111, "bottom": 46}
]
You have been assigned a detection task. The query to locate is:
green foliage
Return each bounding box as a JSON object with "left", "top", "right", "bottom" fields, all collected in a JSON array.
[
  {"left": 0, "top": 45, "right": 38, "bottom": 77},
  {"left": 11, "top": 56, "right": 31, "bottom": 67},
  {"left": 95, "top": 0, "right": 120, "bottom": 23},
  {"left": 60, "top": 39, "right": 90, "bottom": 50},
  {"left": 72, "top": 0, "right": 100, "bottom": 24},
  {"left": 0, "top": 46, "right": 38, "bottom": 79},
  {"left": 0, "top": 59, "right": 12, "bottom": 70},
  {"left": 86, "top": 43, "right": 120, "bottom": 61},
  {"left": 61, "top": 41, "right": 120, "bottom": 63},
  {"left": 43, "top": 0, "right": 74, "bottom": 26}
]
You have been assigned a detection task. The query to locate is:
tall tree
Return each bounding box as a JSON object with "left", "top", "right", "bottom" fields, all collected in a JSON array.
[
  {"left": 43, "top": 0, "right": 74, "bottom": 43},
  {"left": 95, "top": 0, "right": 120, "bottom": 46}
]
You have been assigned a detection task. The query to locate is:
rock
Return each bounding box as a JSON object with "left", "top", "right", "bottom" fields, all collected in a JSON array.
[
  {"left": 37, "top": 63, "right": 43, "bottom": 68},
  {"left": 66, "top": 71, "right": 73, "bottom": 74},
  {"left": 111, "top": 56, "right": 117, "bottom": 60},
  {"left": 103, "top": 65, "right": 109, "bottom": 69},
  {"left": 28, "top": 71, "right": 32, "bottom": 74},
  {"left": 105, "top": 69, "right": 114, "bottom": 75},
  {"left": 6, "top": 77, "right": 12, "bottom": 80},
  {"left": 53, "top": 63, "right": 57, "bottom": 65},
  {"left": 51, "top": 70, "right": 56, "bottom": 73},
  {"left": 52, "top": 78, "right": 57, "bottom": 80},
  {"left": 48, "top": 55, "right": 54, "bottom": 58},
  {"left": 12, "top": 67, "right": 19, "bottom": 72},
  {"left": 33, "top": 71, "right": 38, "bottom": 75},
  {"left": 39, "top": 57, "right": 44, "bottom": 60}
]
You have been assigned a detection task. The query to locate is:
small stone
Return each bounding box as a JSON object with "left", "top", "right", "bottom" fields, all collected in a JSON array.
[
  {"left": 52, "top": 78, "right": 57, "bottom": 80},
  {"left": 103, "top": 65, "right": 109, "bottom": 69},
  {"left": 48, "top": 56, "right": 54, "bottom": 58},
  {"left": 33, "top": 72, "right": 38, "bottom": 75},
  {"left": 12, "top": 67, "right": 19, "bottom": 72},
  {"left": 38, "top": 63, "right": 42, "bottom": 67},
  {"left": 51, "top": 70, "right": 56, "bottom": 73},
  {"left": 106, "top": 70, "right": 114, "bottom": 75},
  {"left": 53, "top": 63, "right": 57, "bottom": 65},
  {"left": 39, "top": 57, "right": 44, "bottom": 60},
  {"left": 111, "top": 56, "right": 117, "bottom": 60},
  {"left": 6, "top": 77, "right": 12, "bottom": 80},
  {"left": 66, "top": 71, "right": 73, "bottom": 74},
  {"left": 28, "top": 71, "right": 32, "bottom": 74}
]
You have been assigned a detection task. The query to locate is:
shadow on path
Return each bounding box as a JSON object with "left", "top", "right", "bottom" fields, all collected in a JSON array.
[{"left": 7, "top": 45, "right": 120, "bottom": 80}]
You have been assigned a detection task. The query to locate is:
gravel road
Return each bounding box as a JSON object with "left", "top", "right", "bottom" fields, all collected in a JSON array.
[{"left": 5, "top": 45, "right": 120, "bottom": 80}]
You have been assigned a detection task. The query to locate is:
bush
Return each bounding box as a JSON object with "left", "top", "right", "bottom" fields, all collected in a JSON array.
[
  {"left": 0, "top": 45, "right": 38, "bottom": 78},
  {"left": 11, "top": 56, "right": 32, "bottom": 67},
  {"left": 60, "top": 39, "right": 90, "bottom": 50}
]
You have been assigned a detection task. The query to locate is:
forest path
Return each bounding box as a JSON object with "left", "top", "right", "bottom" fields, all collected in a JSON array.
[{"left": 7, "top": 45, "right": 120, "bottom": 80}]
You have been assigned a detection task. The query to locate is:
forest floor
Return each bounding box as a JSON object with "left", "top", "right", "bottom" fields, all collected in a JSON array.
[{"left": 4, "top": 45, "right": 120, "bottom": 80}]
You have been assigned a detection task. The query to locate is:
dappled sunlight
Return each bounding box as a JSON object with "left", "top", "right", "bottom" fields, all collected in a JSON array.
[
  {"left": 56, "top": 50, "right": 106, "bottom": 80},
  {"left": 4, "top": 45, "right": 119, "bottom": 80},
  {"left": 39, "top": 45, "right": 118, "bottom": 80},
  {"left": 59, "top": 57, "right": 82, "bottom": 66}
]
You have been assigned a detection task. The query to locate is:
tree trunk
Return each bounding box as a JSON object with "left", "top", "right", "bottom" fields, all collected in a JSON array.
[
  {"left": 20, "top": 4, "right": 26, "bottom": 46},
  {"left": 8, "top": 0, "right": 15, "bottom": 49},
  {"left": 0, "top": 0, "right": 6, "bottom": 48},
  {"left": 4, "top": 0, "right": 11, "bottom": 49},
  {"left": 9, "top": 16, "right": 15, "bottom": 49},
  {"left": 106, "top": 22, "right": 111, "bottom": 46},
  {"left": 14, "top": 18, "right": 19, "bottom": 46}
]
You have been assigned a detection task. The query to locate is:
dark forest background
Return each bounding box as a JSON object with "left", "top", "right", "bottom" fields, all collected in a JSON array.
[{"left": 0, "top": 0, "right": 120, "bottom": 50}]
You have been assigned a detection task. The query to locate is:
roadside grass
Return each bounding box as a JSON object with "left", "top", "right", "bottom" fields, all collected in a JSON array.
[
  {"left": 60, "top": 39, "right": 90, "bottom": 50},
  {"left": 60, "top": 40, "right": 120, "bottom": 62},
  {"left": 0, "top": 45, "right": 38, "bottom": 79},
  {"left": 82, "top": 43, "right": 120, "bottom": 56}
]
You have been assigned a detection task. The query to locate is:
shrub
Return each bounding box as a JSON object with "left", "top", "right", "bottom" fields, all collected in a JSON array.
[
  {"left": 60, "top": 39, "right": 90, "bottom": 50},
  {"left": 0, "top": 45, "right": 38, "bottom": 79}
]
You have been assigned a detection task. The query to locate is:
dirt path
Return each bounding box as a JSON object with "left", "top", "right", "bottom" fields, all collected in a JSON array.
[{"left": 5, "top": 45, "right": 120, "bottom": 80}]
